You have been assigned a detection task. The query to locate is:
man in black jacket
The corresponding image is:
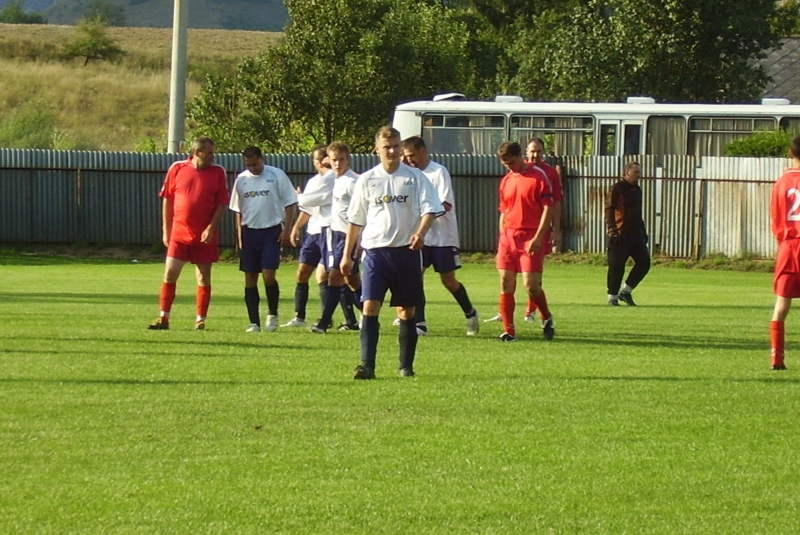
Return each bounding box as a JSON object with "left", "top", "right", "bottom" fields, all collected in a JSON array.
[{"left": 605, "top": 161, "right": 650, "bottom": 306}]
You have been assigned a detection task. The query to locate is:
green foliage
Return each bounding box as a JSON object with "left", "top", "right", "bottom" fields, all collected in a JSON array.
[
  {"left": 724, "top": 129, "right": 794, "bottom": 157},
  {"left": 0, "top": 98, "right": 58, "bottom": 148},
  {"left": 188, "top": 0, "right": 475, "bottom": 152},
  {"left": 61, "top": 16, "right": 125, "bottom": 66},
  {"left": 774, "top": 0, "right": 800, "bottom": 36},
  {"left": 507, "top": 0, "right": 782, "bottom": 103},
  {"left": 83, "top": 0, "right": 126, "bottom": 27},
  {"left": 0, "top": 0, "right": 47, "bottom": 23}
]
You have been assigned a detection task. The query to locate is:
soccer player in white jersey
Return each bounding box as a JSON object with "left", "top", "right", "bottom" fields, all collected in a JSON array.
[
  {"left": 310, "top": 141, "right": 363, "bottom": 333},
  {"left": 229, "top": 146, "right": 298, "bottom": 332},
  {"left": 283, "top": 145, "right": 335, "bottom": 328},
  {"left": 401, "top": 136, "right": 479, "bottom": 336},
  {"left": 342, "top": 126, "right": 444, "bottom": 379}
]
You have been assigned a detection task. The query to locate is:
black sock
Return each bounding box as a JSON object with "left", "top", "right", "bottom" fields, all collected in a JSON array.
[
  {"left": 414, "top": 291, "right": 427, "bottom": 325},
  {"left": 294, "top": 282, "right": 309, "bottom": 321},
  {"left": 244, "top": 286, "right": 260, "bottom": 325},
  {"left": 451, "top": 283, "right": 475, "bottom": 316},
  {"left": 265, "top": 282, "right": 279, "bottom": 316},
  {"left": 318, "top": 284, "right": 342, "bottom": 330},
  {"left": 398, "top": 318, "right": 418, "bottom": 371},
  {"left": 360, "top": 315, "right": 380, "bottom": 369},
  {"left": 318, "top": 281, "right": 328, "bottom": 316},
  {"left": 340, "top": 286, "right": 358, "bottom": 327}
]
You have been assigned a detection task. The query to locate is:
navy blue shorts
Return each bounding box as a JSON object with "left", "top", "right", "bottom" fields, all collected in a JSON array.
[
  {"left": 326, "top": 229, "right": 359, "bottom": 274},
  {"left": 298, "top": 230, "right": 326, "bottom": 267},
  {"left": 361, "top": 247, "right": 423, "bottom": 307},
  {"left": 239, "top": 225, "right": 282, "bottom": 273},
  {"left": 422, "top": 246, "right": 462, "bottom": 273}
]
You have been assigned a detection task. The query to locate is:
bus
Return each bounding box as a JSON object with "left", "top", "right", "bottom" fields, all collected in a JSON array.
[{"left": 392, "top": 93, "right": 800, "bottom": 158}]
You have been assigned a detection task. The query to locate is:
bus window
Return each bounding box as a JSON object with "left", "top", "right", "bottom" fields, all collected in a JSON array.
[
  {"left": 647, "top": 116, "right": 686, "bottom": 156},
  {"left": 780, "top": 116, "right": 800, "bottom": 133},
  {"left": 511, "top": 115, "right": 593, "bottom": 155},
  {"left": 689, "top": 116, "right": 776, "bottom": 157},
  {"left": 421, "top": 114, "right": 505, "bottom": 154},
  {"left": 599, "top": 123, "right": 617, "bottom": 156},
  {"left": 623, "top": 124, "right": 642, "bottom": 155}
]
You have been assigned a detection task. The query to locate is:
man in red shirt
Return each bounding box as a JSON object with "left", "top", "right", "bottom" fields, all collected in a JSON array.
[
  {"left": 495, "top": 141, "right": 554, "bottom": 342},
  {"left": 148, "top": 137, "right": 230, "bottom": 331},
  {"left": 769, "top": 134, "right": 800, "bottom": 370}
]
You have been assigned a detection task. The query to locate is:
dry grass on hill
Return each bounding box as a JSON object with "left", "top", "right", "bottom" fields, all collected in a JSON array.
[{"left": 0, "top": 23, "right": 282, "bottom": 151}]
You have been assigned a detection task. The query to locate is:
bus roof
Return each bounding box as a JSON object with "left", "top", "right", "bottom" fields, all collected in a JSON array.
[{"left": 394, "top": 98, "right": 800, "bottom": 117}]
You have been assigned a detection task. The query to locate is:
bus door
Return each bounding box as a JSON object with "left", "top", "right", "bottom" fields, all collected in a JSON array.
[{"left": 598, "top": 120, "right": 644, "bottom": 156}]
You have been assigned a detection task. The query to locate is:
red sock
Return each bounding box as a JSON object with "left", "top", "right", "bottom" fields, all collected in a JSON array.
[
  {"left": 526, "top": 282, "right": 543, "bottom": 316},
  {"left": 531, "top": 290, "right": 551, "bottom": 321},
  {"left": 159, "top": 282, "right": 176, "bottom": 315},
  {"left": 771, "top": 320, "right": 785, "bottom": 368},
  {"left": 500, "top": 293, "right": 515, "bottom": 336},
  {"left": 197, "top": 285, "right": 211, "bottom": 318}
]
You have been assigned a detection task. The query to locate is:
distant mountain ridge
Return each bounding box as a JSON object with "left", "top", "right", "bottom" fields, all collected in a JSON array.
[{"left": 4, "top": 0, "right": 288, "bottom": 31}]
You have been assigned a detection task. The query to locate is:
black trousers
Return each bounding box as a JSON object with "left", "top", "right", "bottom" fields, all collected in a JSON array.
[{"left": 606, "top": 235, "right": 650, "bottom": 295}]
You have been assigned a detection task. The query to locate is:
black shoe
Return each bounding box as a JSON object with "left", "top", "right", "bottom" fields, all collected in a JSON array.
[
  {"left": 147, "top": 317, "right": 169, "bottom": 330},
  {"left": 541, "top": 317, "right": 555, "bottom": 341},
  {"left": 353, "top": 365, "right": 376, "bottom": 380},
  {"left": 498, "top": 332, "right": 517, "bottom": 342},
  {"left": 772, "top": 364, "right": 787, "bottom": 371},
  {"left": 399, "top": 368, "right": 415, "bottom": 378},
  {"left": 338, "top": 322, "right": 359, "bottom": 331},
  {"left": 618, "top": 291, "right": 637, "bottom": 306}
]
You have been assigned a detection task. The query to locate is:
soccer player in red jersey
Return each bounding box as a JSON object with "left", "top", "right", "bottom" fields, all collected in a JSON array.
[
  {"left": 769, "top": 134, "right": 800, "bottom": 370},
  {"left": 495, "top": 141, "right": 554, "bottom": 342},
  {"left": 147, "top": 137, "right": 230, "bottom": 331}
]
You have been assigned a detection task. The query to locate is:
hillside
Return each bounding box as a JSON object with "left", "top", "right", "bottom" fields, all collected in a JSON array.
[
  {"left": 0, "top": 23, "right": 283, "bottom": 150},
  {"left": 2, "top": 0, "right": 289, "bottom": 31}
]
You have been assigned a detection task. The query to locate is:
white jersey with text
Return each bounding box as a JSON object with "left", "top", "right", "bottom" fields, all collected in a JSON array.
[
  {"left": 420, "top": 160, "right": 459, "bottom": 248},
  {"left": 330, "top": 169, "right": 359, "bottom": 233},
  {"left": 348, "top": 162, "right": 444, "bottom": 249},
  {"left": 229, "top": 165, "right": 298, "bottom": 229},
  {"left": 297, "top": 171, "right": 334, "bottom": 234}
]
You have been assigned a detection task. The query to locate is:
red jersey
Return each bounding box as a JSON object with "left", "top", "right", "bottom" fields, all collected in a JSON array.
[
  {"left": 498, "top": 164, "right": 553, "bottom": 230},
  {"left": 771, "top": 168, "right": 800, "bottom": 242},
  {"left": 159, "top": 158, "right": 230, "bottom": 244},
  {"left": 535, "top": 161, "right": 564, "bottom": 203}
]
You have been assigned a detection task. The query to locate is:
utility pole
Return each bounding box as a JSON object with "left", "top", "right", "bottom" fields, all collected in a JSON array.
[{"left": 167, "top": 0, "right": 188, "bottom": 153}]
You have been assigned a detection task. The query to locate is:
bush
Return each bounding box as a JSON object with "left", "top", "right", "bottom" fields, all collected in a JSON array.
[
  {"left": 0, "top": 99, "right": 57, "bottom": 148},
  {"left": 724, "top": 129, "right": 793, "bottom": 157}
]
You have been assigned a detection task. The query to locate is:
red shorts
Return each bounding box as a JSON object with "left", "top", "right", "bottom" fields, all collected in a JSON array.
[
  {"left": 167, "top": 239, "right": 220, "bottom": 265},
  {"left": 495, "top": 228, "right": 546, "bottom": 273},
  {"left": 775, "top": 240, "right": 800, "bottom": 298}
]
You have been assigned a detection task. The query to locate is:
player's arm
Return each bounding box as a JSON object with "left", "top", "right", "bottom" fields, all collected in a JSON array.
[
  {"left": 551, "top": 200, "right": 562, "bottom": 249},
  {"left": 528, "top": 204, "right": 552, "bottom": 254},
  {"left": 160, "top": 198, "right": 174, "bottom": 248},
  {"left": 604, "top": 184, "right": 621, "bottom": 240},
  {"left": 201, "top": 203, "right": 227, "bottom": 244},
  {"left": 340, "top": 223, "right": 363, "bottom": 277},
  {"left": 280, "top": 203, "right": 298, "bottom": 246},
  {"left": 234, "top": 212, "right": 243, "bottom": 250},
  {"left": 290, "top": 210, "right": 311, "bottom": 247},
  {"left": 410, "top": 213, "right": 437, "bottom": 251}
]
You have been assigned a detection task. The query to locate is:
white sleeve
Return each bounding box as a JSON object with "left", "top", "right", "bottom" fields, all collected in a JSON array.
[{"left": 228, "top": 177, "right": 242, "bottom": 213}]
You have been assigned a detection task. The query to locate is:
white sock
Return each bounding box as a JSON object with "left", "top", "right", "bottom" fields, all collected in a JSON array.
[{"left": 621, "top": 284, "right": 634, "bottom": 294}]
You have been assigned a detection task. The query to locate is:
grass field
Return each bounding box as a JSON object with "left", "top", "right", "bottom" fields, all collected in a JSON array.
[{"left": 1, "top": 254, "right": 798, "bottom": 534}]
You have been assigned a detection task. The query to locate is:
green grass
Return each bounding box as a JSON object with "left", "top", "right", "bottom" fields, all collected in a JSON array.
[{"left": 1, "top": 255, "right": 798, "bottom": 534}]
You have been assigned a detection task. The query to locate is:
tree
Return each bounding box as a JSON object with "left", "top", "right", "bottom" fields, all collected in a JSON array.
[
  {"left": 507, "top": 0, "right": 783, "bottom": 103},
  {"left": 84, "top": 0, "right": 126, "bottom": 27},
  {"left": 0, "top": 0, "right": 47, "bottom": 24},
  {"left": 62, "top": 16, "right": 125, "bottom": 66},
  {"left": 188, "top": 0, "right": 475, "bottom": 152}
]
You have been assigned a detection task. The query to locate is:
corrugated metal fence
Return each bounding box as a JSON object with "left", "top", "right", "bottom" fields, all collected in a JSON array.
[{"left": 0, "top": 149, "right": 786, "bottom": 258}]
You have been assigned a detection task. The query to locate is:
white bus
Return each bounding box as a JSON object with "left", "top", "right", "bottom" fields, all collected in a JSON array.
[{"left": 392, "top": 93, "right": 800, "bottom": 158}]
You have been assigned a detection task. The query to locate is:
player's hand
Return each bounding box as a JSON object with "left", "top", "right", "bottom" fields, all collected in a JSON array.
[
  {"left": 527, "top": 237, "right": 542, "bottom": 255},
  {"left": 409, "top": 233, "right": 424, "bottom": 250},
  {"left": 290, "top": 228, "right": 301, "bottom": 248},
  {"left": 608, "top": 230, "right": 620, "bottom": 246},
  {"left": 340, "top": 257, "right": 353, "bottom": 277},
  {"left": 200, "top": 227, "right": 212, "bottom": 243}
]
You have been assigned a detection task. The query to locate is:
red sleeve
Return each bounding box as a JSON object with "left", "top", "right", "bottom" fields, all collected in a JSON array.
[{"left": 214, "top": 167, "right": 230, "bottom": 205}]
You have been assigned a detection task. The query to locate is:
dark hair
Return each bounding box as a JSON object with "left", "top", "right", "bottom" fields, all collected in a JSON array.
[
  {"left": 327, "top": 141, "right": 351, "bottom": 158},
  {"left": 311, "top": 144, "right": 328, "bottom": 162},
  {"left": 402, "top": 136, "right": 426, "bottom": 150},
  {"left": 527, "top": 137, "right": 545, "bottom": 148},
  {"left": 791, "top": 135, "right": 800, "bottom": 158},
  {"left": 242, "top": 146, "right": 263, "bottom": 159},
  {"left": 497, "top": 141, "right": 522, "bottom": 158}
]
